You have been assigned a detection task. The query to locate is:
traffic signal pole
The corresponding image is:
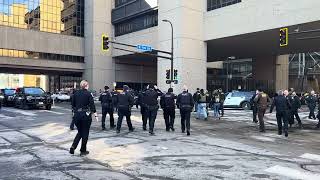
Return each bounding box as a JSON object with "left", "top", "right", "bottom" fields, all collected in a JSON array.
[{"left": 163, "top": 19, "right": 174, "bottom": 88}]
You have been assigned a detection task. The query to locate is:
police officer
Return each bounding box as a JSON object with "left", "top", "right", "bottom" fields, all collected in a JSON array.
[
  {"left": 160, "top": 88, "right": 176, "bottom": 131},
  {"left": 69, "top": 80, "right": 97, "bottom": 156},
  {"left": 111, "top": 89, "right": 119, "bottom": 112},
  {"left": 177, "top": 86, "right": 194, "bottom": 136},
  {"left": 306, "top": 90, "right": 317, "bottom": 119},
  {"left": 144, "top": 84, "right": 162, "bottom": 135},
  {"left": 193, "top": 88, "right": 200, "bottom": 112},
  {"left": 99, "top": 86, "right": 115, "bottom": 130},
  {"left": 138, "top": 89, "right": 147, "bottom": 130},
  {"left": 250, "top": 90, "right": 259, "bottom": 123},
  {"left": 254, "top": 89, "right": 270, "bottom": 132},
  {"left": 70, "top": 88, "right": 76, "bottom": 130},
  {"left": 291, "top": 91, "right": 302, "bottom": 128},
  {"left": 270, "top": 90, "right": 290, "bottom": 137},
  {"left": 116, "top": 85, "right": 135, "bottom": 133},
  {"left": 218, "top": 88, "right": 225, "bottom": 117}
]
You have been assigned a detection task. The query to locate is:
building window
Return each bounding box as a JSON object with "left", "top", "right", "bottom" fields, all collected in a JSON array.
[
  {"left": 0, "top": 0, "right": 84, "bottom": 37},
  {"left": 115, "top": 0, "right": 135, "bottom": 8},
  {"left": 0, "top": 48, "right": 84, "bottom": 63},
  {"left": 207, "top": 0, "right": 241, "bottom": 11},
  {"left": 114, "top": 10, "right": 158, "bottom": 36}
]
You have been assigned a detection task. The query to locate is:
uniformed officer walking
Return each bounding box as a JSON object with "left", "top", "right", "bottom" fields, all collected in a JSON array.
[
  {"left": 160, "top": 88, "right": 176, "bottom": 131},
  {"left": 69, "top": 88, "right": 76, "bottom": 130},
  {"left": 218, "top": 88, "right": 225, "bottom": 117},
  {"left": 177, "top": 86, "right": 194, "bottom": 136},
  {"left": 254, "top": 89, "right": 270, "bottom": 132},
  {"left": 291, "top": 91, "right": 302, "bottom": 128},
  {"left": 270, "top": 90, "right": 290, "bottom": 137},
  {"left": 99, "top": 86, "right": 115, "bottom": 130},
  {"left": 116, "top": 85, "right": 135, "bottom": 133},
  {"left": 69, "top": 80, "right": 97, "bottom": 156},
  {"left": 111, "top": 89, "right": 119, "bottom": 112},
  {"left": 306, "top": 90, "right": 317, "bottom": 119},
  {"left": 144, "top": 84, "right": 162, "bottom": 135},
  {"left": 250, "top": 90, "right": 259, "bottom": 123},
  {"left": 137, "top": 89, "right": 147, "bottom": 130}
]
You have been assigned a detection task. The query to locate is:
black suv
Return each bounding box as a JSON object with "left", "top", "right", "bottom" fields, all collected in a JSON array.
[
  {"left": 14, "top": 87, "right": 53, "bottom": 110},
  {"left": 0, "top": 89, "right": 16, "bottom": 107}
]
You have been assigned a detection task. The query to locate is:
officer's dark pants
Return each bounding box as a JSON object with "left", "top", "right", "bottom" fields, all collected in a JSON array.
[
  {"left": 70, "top": 111, "right": 76, "bottom": 129},
  {"left": 71, "top": 112, "right": 92, "bottom": 152},
  {"left": 258, "top": 108, "right": 266, "bottom": 131},
  {"left": 102, "top": 108, "right": 114, "bottom": 128},
  {"left": 252, "top": 106, "right": 258, "bottom": 122},
  {"left": 309, "top": 106, "right": 316, "bottom": 119},
  {"left": 163, "top": 108, "right": 175, "bottom": 130},
  {"left": 276, "top": 111, "right": 289, "bottom": 134},
  {"left": 180, "top": 110, "right": 191, "bottom": 132},
  {"left": 117, "top": 109, "right": 133, "bottom": 131},
  {"left": 145, "top": 108, "right": 158, "bottom": 132},
  {"left": 290, "top": 109, "right": 301, "bottom": 125},
  {"left": 220, "top": 103, "right": 224, "bottom": 116},
  {"left": 141, "top": 106, "right": 147, "bottom": 129}
]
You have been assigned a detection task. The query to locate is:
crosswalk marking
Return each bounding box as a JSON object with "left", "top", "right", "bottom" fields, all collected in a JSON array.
[
  {"left": 265, "top": 165, "right": 320, "bottom": 180},
  {"left": 300, "top": 153, "right": 320, "bottom": 162},
  {"left": 2, "top": 107, "right": 36, "bottom": 116},
  {"left": 40, "top": 110, "right": 65, "bottom": 115}
]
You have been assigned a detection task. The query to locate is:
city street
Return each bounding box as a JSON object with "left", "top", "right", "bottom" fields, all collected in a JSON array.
[{"left": 0, "top": 103, "right": 320, "bottom": 180}]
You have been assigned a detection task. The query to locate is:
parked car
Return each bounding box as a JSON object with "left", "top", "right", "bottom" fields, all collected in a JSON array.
[
  {"left": 223, "top": 91, "right": 255, "bottom": 110},
  {"left": 14, "top": 87, "right": 53, "bottom": 110},
  {"left": 0, "top": 89, "right": 16, "bottom": 107},
  {"left": 51, "top": 92, "right": 71, "bottom": 102},
  {"left": 0, "top": 91, "right": 3, "bottom": 109}
]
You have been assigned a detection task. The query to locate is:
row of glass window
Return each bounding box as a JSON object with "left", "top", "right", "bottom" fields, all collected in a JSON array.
[
  {"left": 207, "top": 0, "right": 241, "bottom": 11},
  {"left": 0, "top": 48, "right": 84, "bottom": 63},
  {"left": 114, "top": 11, "right": 158, "bottom": 36}
]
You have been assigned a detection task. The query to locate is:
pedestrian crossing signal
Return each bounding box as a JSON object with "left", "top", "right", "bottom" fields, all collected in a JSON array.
[
  {"left": 280, "top": 28, "right": 288, "bottom": 47},
  {"left": 102, "top": 34, "right": 109, "bottom": 52}
]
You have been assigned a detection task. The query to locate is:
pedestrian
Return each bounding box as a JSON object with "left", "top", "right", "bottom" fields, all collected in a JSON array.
[
  {"left": 177, "top": 86, "right": 194, "bottom": 136},
  {"left": 116, "top": 85, "right": 135, "bottom": 133},
  {"left": 193, "top": 88, "right": 200, "bottom": 112},
  {"left": 197, "top": 89, "right": 208, "bottom": 120},
  {"left": 137, "top": 89, "right": 147, "bottom": 130},
  {"left": 306, "top": 90, "right": 317, "bottom": 119},
  {"left": 144, "top": 84, "right": 162, "bottom": 135},
  {"left": 270, "top": 90, "right": 290, "bottom": 137},
  {"left": 69, "top": 80, "right": 97, "bottom": 156},
  {"left": 160, "top": 88, "right": 177, "bottom": 131},
  {"left": 254, "top": 88, "right": 270, "bottom": 132},
  {"left": 218, "top": 88, "right": 225, "bottom": 117},
  {"left": 291, "top": 91, "right": 302, "bottom": 128},
  {"left": 250, "top": 90, "right": 259, "bottom": 123},
  {"left": 111, "top": 89, "right": 119, "bottom": 112},
  {"left": 99, "top": 86, "right": 115, "bottom": 130},
  {"left": 212, "top": 90, "right": 221, "bottom": 119}
]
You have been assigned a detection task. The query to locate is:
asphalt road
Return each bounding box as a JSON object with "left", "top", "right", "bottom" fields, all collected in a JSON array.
[{"left": 0, "top": 103, "right": 320, "bottom": 180}]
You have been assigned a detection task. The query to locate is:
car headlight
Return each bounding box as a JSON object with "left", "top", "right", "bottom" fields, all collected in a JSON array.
[
  {"left": 0, "top": 95, "right": 4, "bottom": 99},
  {"left": 26, "top": 96, "right": 33, "bottom": 101}
]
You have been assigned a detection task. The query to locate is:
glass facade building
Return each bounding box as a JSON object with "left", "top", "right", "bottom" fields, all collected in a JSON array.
[{"left": 207, "top": 0, "right": 241, "bottom": 11}]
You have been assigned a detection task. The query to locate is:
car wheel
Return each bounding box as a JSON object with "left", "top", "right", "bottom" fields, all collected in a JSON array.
[
  {"left": 241, "top": 102, "right": 251, "bottom": 110},
  {"left": 45, "top": 104, "right": 52, "bottom": 110}
]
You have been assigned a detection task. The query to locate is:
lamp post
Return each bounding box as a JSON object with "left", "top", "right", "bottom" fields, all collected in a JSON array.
[{"left": 162, "top": 19, "right": 174, "bottom": 88}]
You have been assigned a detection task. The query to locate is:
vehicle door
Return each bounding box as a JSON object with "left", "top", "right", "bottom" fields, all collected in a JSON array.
[{"left": 224, "top": 92, "right": 246, "bottom": 106}]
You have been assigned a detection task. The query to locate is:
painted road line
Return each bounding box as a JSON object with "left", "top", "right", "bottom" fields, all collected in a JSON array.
[
  {"left": 40, "top": 110, "right": 65, "bottom": 115},
  {"left": 300, "top": 153, "right": 320, "bottom": 162},
  {"left": 2, "top": 107, "right": 36, "bottom": 116},
  {"left": 265, "top": 165, "right": 320, "bottom": 180}
]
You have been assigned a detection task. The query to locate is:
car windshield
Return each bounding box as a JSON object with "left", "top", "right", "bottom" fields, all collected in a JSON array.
[
  {"left": 24, "top": 88, "right": 45, "bottom": 95},
  {"left": 4, "top": 89, "right": 15, "bottom": 95}
]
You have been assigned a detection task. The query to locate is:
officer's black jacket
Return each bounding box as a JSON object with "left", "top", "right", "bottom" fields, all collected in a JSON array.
[
  {"left": 250, "top": 94, "right": 257, "bottom": 107},
  {"left": 270, "top": 95, "right": 290, "bottom": 113},
  {"left": 291, "top": 96, "right": 301, "bottom": 110},
  {"left": 144, "top": 89, "right": 162, "bottom": 107},
  {"left": 111, "top": 91, "right": 119, "bottom": 105},
  {"left": 72, "top": 89, "right": 96, "bottom": 113},
  {"left": 99, "top": 91, "right": 113, "bottom": 108},
  {"left": 137, "top": 91, "right": 146, "bottom": 107},
  {"left": 177, "top": 91, "right": 194, "bottom": 110},
  {"left": 306, "top": 95, "right": 317, "bottom": 108},
  {"left": 117, "top": 91, "right": 134, "bottom": 109},
  {"left": 160, "top": 92, "right": 176, "bottom": 109}
]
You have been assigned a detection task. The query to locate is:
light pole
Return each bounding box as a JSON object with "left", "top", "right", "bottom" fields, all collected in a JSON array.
[{"left": 162, "top": 19, "right": 174, "bottom": 88}]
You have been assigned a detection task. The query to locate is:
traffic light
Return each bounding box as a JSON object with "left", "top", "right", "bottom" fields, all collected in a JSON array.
[
  {"left": 102, "top": 34, "right": 109, "bottom": 51},
  {"left": 174, "top": 69, "right": 178, "bottom": 80},
  {"left": 280, "top": 28, "right": 288, "bottom": 47},
  {"left": 166, "top": 69, "right": 170, "bottom": 80}
]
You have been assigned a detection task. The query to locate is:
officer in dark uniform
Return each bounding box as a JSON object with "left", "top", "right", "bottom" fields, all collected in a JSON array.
[
  {"left": 270, "top": 90, "right": 290, "bottom": 137},
  {"left": 291, "top": 91, "right": 302, "bottom": 128},
  {"left": 306, "top": 90, "right": 317, "bottom": 119},
  {"left": 69, "top": 80, "right": 97, "bottom": 156},
  {"left": 144, "top": 84, "right": 162, "bottom": 135},
  {"left": 160, "top": 88, "right": 176, "bottom": 131},
  {"left": 111, "top": 89, "right": 119, "bottom": 112},
  {"left": 177, "top": 86, "right": 194, "bottom": 136},
  {"left": 218, "top": 88, "right": 225, "bottom": 117},
  {"left": 116, "top": 85, "right": 134, "bottom": 133},
  {"left": 254, "top": 89, "right": 270, "bottom": 132},
  {"left": 99, "top": 86, "right": 115, "bottom": 130},
  {"left": 316, "top": 96, "right": 320, "bottom": 129},
  {"left": 250, "top": 90, "right": 259, "bottom": 123},
  {"left": 70, "top": 88, "right": 76, "bottom": 130},
  {"left": 138, "top": 89, "right": 147, "bottom": 130}
]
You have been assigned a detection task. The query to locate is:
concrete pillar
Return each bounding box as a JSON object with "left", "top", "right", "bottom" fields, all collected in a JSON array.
[
  {"left": 157, "top": 0, "right": 207, "bottom": 93},
  {"left": 84, "top": 0, "right": 115, "bottom": 91},
  {"left": 275, "top": 55, "right": 289, "bottom": 91}
]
